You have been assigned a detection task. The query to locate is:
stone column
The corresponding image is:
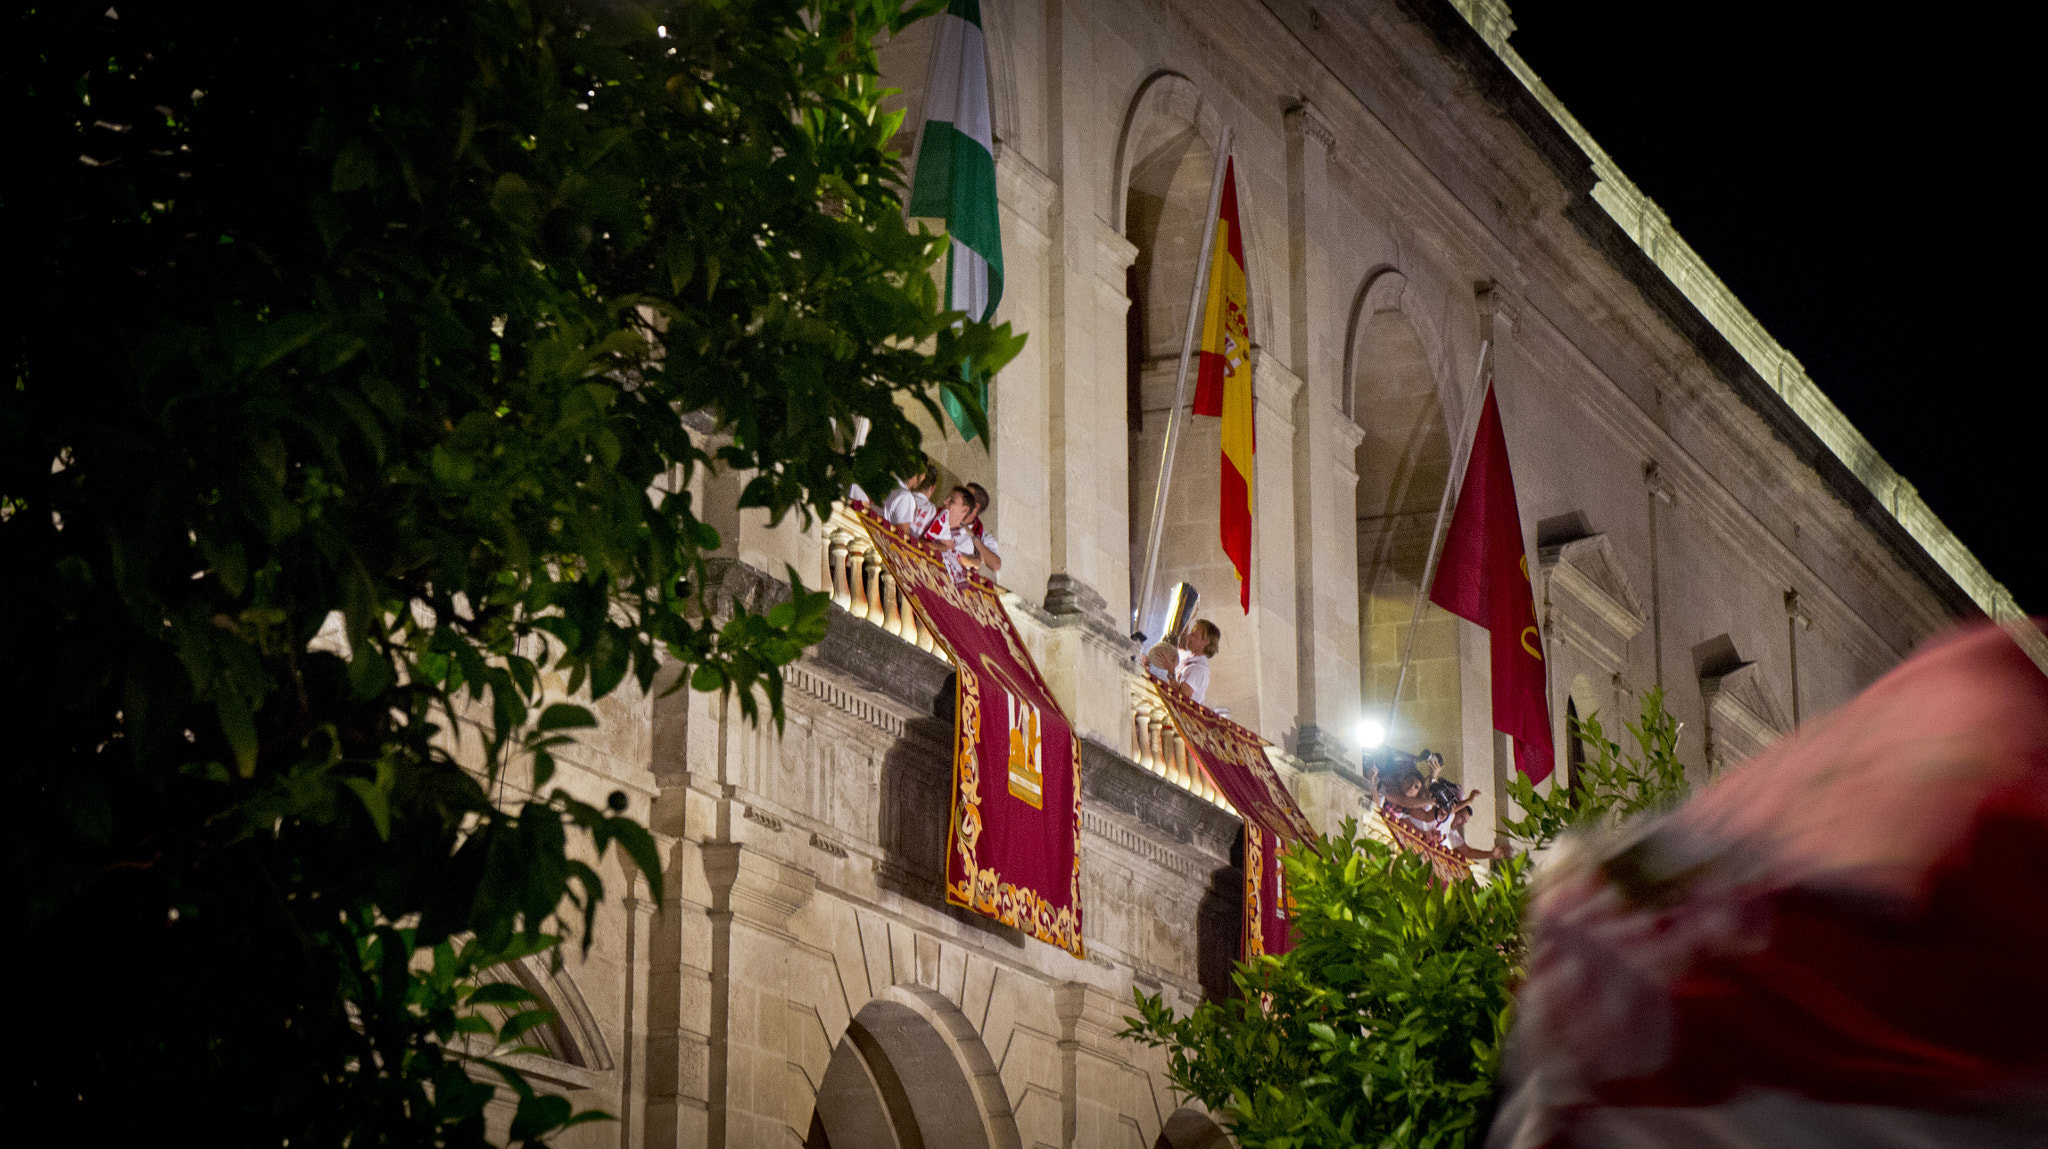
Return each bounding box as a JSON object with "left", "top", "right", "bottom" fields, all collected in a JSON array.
[
  {"left": 1283, "top": 101, "right": 1366, "bottom": 771},
  {"left": 1250, "top": 352, "right": 1305, "bottom": 741},
  {"left": 1042, "top": 0, "right": 1133, "bottom": 635},
  {"left": 1055, "top": 981, "right": 1139, "bottom": 1149},
  {"left": 701, "top": 843, "right": 816, "bottom": 1148}
]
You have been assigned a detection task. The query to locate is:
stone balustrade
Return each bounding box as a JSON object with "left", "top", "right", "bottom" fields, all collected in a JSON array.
[
  {"left": 819, "top": 504, "right": 1232, "bottom": 813},
  {"left": 822, "top": 504, "right": 941, "bottom": 656},
  {"left": 1125, "top": 672, "right": 1230, "bottom": 812}
]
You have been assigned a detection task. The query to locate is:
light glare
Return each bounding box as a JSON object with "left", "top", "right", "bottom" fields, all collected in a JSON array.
[{"left": 1354, "top": 718, "right": 1386, "bottom": 749}]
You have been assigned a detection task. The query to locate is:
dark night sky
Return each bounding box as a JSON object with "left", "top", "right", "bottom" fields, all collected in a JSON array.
[{"left": 1504, "top": 2, "right": 2045, "bottom": 615}]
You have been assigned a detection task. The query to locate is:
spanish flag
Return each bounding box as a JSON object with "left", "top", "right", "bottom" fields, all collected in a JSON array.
[{"left": 1190, "top": 157, "right": 1253, "bottom": 612}]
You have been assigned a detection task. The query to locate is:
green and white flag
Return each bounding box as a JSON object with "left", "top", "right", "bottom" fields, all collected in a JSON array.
[{"left": 908, "top": 0, "right": 1003, "bottom": 441}]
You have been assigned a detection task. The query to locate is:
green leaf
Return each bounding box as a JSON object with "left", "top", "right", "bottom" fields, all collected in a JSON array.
[
  {"left": 536, "top": 702, "right": 596, "bottom": 732},
  {"left": 331, "top": 140, "right": 377, "bottom": 192},
  {"left": 466, "top": 981, "right": 538, "bottom": 1008},
  {"left": 216, "top": 688, "right": 259, "bottom": 779}
]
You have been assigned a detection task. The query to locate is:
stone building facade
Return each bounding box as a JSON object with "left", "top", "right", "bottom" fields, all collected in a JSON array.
[{"left": 502, "top": 2, "right": 2034, "bottom": 1146}]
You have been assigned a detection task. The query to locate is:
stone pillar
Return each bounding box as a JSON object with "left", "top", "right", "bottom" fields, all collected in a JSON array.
[
  {"left": 702, "top": 843, "right": 816, "bottom": 1148},
  {"left": 1042, "top": 0, "right": 1134, "bottom": 634},
  {"left": 1283, "top": 101, "right": 1366, "bottom": 771},
  {"left": 1250, "top": 352, "right": 1305, "bottom": 741},
  {"left": 1055, "top": 982, "right": 1138, "bottom": 1149}
]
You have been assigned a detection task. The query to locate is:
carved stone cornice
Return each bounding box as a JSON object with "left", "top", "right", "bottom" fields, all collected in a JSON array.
[{"left": 1539, "top": 533, "right": 1646, "bottom": 673}]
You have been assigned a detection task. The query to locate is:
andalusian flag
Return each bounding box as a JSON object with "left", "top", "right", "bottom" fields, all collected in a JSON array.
[
  {"left": 909, "top": 0, "right": 1004, "bottom": 441},
  {"left": 1191, "top": 157, "right": 1253, "bottom": 611}
]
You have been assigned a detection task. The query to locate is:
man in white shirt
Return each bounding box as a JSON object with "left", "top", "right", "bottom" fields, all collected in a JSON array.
[
  {"left": 920, "top": 483, "right": 1001, "bottom": 576},
  {"left": 1174, "top": 619, "right": 1218, "bottom": 706}
]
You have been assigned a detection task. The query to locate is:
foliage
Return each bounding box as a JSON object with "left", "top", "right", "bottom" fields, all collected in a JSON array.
[
  {"left": 1503, "top": 687, "right": 1692, "bottom": 852},
  {"left": 1124, "top": 692, "right": 1693, "bottom": 1148},
  {"left": 5, "top": 0, "right": 1014, "bottom": 1143},
  {"left": 1124, "top": 824, "right": 1528, "bottom": 1149}
]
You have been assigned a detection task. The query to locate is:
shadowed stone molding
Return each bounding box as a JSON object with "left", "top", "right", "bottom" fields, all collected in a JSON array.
[
  {"left": 1045, "top": 573, "right": 1132, "bottom": 647},
  {"left": 1080, "top": 738, "right": 1240, "bottom": 861},
  {"left": 1291, "top": 723, "right": 1362, "bottom": 778},
  {"left": 1540, "top": 533, "right": 1647, "bottom": 673},
  {"left": 702, "top": 843, "right": 815, "bottom": 928},
  {"left": 1286, "top": 99, "right": 1336, "bottom": 151},
  {"left": 786, "top": 663, "right": 907, "bottom": 739},
  {"left": 1701, "top": 661, "right": 1787, "bottom": 769},
  {"left": 705, "top": 557, "right": 954, "bottom": 718}
]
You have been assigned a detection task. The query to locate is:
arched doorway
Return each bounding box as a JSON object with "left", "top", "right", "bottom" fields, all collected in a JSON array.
[
  {"left": 1352, "top": 277, "right": 1465, "bottom": 778},
  {"left": 806, "top": 999, "right": 996, "bottom": 1149}
]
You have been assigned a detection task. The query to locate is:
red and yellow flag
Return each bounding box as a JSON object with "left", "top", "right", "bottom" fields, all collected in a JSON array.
[{"left": 1190, "top": 157, "right": 1254, "bottom": 612}]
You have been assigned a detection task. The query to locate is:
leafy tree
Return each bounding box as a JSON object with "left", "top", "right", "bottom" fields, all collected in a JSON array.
[
  {"left": 1503, "top": 687, "right": 1692, "bottom": 851},
  {"left": 1124, "top": 691, "right": 1693, "bottom": 1149},
  {"left": 4, "top": 0, "right": 1015, "bottom": 1143},
  {"left": 1126, "top": 825, "right": 1528, "bottom": 1149}
]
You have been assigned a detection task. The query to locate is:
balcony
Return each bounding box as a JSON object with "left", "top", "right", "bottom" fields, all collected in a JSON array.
[{"left": 819, "top": 503, "right": 1230, "bottom": 812}]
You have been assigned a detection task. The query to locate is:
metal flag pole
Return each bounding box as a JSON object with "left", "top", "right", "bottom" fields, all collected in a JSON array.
[
  {"left": 1135, "top": 126, "right": 1234, "bottom": 641},
  {"left": 1384, "top": 339, "right": 1492, "bottom": 735}
]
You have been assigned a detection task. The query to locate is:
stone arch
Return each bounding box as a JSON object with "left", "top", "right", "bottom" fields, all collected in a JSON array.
[
  {"left": 1156, "top": 1106, "right": 1232, "bottom": 1149},
  {"left": 805, "top": 989, "right": 1020, "bottom": 1149},
  {"left": 1113, "top": 72, "right": 1277, "bottom": 377},
  {"left": 1350, "top": 267, "right": 1467, "bottom": 778},
  {"left": 507, "top": 955, "right": 613, "bottom": 1072},
  {"left": 1117, "top": 70, "right": 1274, "bottom": 662}
]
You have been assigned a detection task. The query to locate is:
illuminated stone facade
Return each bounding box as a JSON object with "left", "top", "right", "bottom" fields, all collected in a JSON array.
[{"left": 500, "top": 3, "right": 2028, "bottom": 1146}]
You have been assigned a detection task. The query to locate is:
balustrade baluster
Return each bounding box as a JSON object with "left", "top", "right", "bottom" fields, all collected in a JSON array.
[
  {"left": 880, "top": 571, "right": 902, "bottom": 636},
  {"left": 862, "top": 552, "right": 883, "bottom": 625},
  {"left": 1167, "top": 729, "right": 1195, "bottom": 791},
  {"left": 848, "top": 540, "right": 873, "bottom": 620},
  {"left": 827, "top": 529, "right": 851, "bottom": 609}
]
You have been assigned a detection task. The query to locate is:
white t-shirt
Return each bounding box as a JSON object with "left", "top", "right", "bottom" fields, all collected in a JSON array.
[
  {"left": 879, "top": 484, "right": 933, "bottom": 529},
  {"left": 1177, "top": 652, "right": 1210, "bottom": 706}
]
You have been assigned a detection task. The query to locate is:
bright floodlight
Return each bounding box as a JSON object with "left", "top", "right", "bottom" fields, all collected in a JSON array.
[{"left": 1354, "top": 718, "right": 1386, "bottom": 749}]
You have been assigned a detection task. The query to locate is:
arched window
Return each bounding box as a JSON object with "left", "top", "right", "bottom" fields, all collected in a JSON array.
[{"left": 1351, "top": 273, "right": 1462, "bottom": 773}]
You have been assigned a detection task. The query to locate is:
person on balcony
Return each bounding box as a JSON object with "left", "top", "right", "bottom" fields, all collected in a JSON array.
[
  {"left": 1442, "top": 802, "right": 1510, "bottom": 862},
  {"left": 1141, "top": 619, "right": 1217, "bottom": 706},
  {"left": 878, "top": 460, "right": 938, "bottom": 530},
  {"left": 919, "top": 483, "right": 1002, "bottom": 576},
  {"left": 1380, "top": 759, "right": 1443, "bottom": 831},
  {"left": 1174, "top": 619, "right": 1218, "bottom": 706}
]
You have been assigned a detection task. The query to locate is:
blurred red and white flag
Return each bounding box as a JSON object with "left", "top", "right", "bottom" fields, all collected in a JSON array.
[{"left": 1490, "top": 621, "right": 2048, "bottom": 1148}]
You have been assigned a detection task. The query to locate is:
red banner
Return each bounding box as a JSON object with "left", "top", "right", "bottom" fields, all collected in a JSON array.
[
  {"left": 856, "top": 510, "right": 1084, "bottom": 957},
  {"left": 1154, "top": 685, "right": 1313, "bottom": 957},
  {"left": 1243, "top": 827, "right": 1292, "bottom": 958}
]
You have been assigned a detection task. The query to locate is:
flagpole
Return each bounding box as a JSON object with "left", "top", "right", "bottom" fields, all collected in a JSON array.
[
  {"left": 1384, "top": 339, "right": 1492, "bottom": 736},
  {"left": 1135, "top": 127, "right": 1234, "bottom": 641}
]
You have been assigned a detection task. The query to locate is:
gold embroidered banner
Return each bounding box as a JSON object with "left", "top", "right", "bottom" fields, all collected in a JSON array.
[
  {"left": 1152, "top": 685, "right": 1313, "bottom": 957},
  {"left": 1378, "top": 808, "right": 1473, "bottom": 884},
  {"left": 855, "top": 509, "right": 1084, "bottom": 957}
]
